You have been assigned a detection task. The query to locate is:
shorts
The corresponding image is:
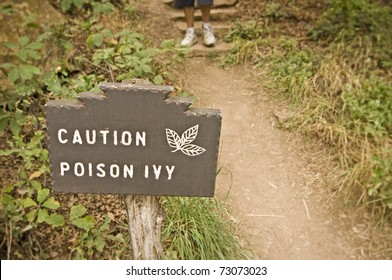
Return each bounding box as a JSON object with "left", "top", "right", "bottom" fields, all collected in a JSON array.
[{"left": 173, "top": 0, "right": 213, "bottom": 9}]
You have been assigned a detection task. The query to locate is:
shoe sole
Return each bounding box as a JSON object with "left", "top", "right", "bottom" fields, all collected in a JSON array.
[
  {"left": 203, "top": 40, "right": 216, "bottom": 47},
  {"left": 181, "top": 39, "right": 198, "bottom": 47}
]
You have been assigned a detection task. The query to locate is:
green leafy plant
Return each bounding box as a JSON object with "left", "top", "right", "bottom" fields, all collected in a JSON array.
[
  {"left": 1, "top": 4, "right": 13, "bottom": 15},
  {"left": 84, "top": 28, "right": 182, "bottom": 84},
  {"left": 224, "top": 20, "right": 263, "bottom": 42},
  {"left": 69, "top": 204, "right": 101, "bottom": 259},
  {"left": 22, "top": 182, "right": 64, "bottom": 227},
  {"left": 86, "top": 25, "right": 114, "bottom": 48},
  {"left": 59, "top": 0, "right": 116, "bottom": 15},
  {"left": 265, "top": 2, "right": 287, "bottom": 21},
  {"left": 60, "top": 0, "right": 89, "bottom": 12},
  {"left": 91, "top": 0, "right": 115, "bottom": 15},
  {"left": 1, "top": 36, "right": 42, "bottom": 80},
  {"left": 1, "top": 175, "right": 64, "bottom": 259},
  {"left": 91, "top": 30, "right": 156, "bottom": 80},
  {"left": 69, "top": 204, "right": 127, "bottom": 259},
  {"left": 0, "top": 34, "right": 47, "bottom": 136},
  {"left": 0, "top": 133, "right": 48, "bottom": 174}
]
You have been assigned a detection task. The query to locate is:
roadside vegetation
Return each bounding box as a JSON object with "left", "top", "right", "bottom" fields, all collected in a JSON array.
[
  {"left": 223, "top": 0, "right": 391, "bottom": 222},
  {"left": 0, "top": 0, "right": 248, "bottom": 259}
]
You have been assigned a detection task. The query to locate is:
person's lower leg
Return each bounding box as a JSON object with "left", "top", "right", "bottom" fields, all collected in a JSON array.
[
  {"left": 200, "top": 5, "right": 211, "bottom": 24},
  {"left": 184, "top": 6, "right": 195, "bottom": 28}
]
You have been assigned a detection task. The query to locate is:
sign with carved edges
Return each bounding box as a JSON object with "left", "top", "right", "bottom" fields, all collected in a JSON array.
[{"left": 45, "top": 82, "right": 221, "bottom": 197}]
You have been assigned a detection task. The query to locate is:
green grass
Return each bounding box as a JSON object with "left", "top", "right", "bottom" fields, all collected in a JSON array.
[{"left": 162, "top": 197, "right": 250, "bottom": 260}]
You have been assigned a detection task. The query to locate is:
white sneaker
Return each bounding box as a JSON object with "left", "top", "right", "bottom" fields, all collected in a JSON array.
[
  {"left": 202, "top": 23, "right": 216, "bottom": 47},
  {"left": 181, "top": 28, "right": 197, "bottom": 47}
]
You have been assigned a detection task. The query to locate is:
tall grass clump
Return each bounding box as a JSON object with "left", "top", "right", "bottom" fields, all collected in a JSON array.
[
  {"left": 307, "top": 0, "right": 392, "bottom": 217},
  {"left": 162, "top": 197, "right": 249, "bottom": 260},
  {"left": 223, "top": 0, "right": 392, "bottom": 220},
  {"left": 221, "top": 20, "right": 269, "bottom": 67}
]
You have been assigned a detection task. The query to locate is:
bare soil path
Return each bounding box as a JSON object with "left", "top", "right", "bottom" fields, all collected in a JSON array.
[{"left": 183, "top": 58, "right": 362, "bottom": 259}]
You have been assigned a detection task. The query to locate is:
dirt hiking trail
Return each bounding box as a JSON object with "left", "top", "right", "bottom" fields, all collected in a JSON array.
[{"left": 183, "top": 59, "right": 361, "bottom": 259}]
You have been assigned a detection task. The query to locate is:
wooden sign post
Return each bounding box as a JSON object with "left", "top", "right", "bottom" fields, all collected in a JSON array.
[{"left": 45, "top": 82, "right": 222, "bottom": 259}]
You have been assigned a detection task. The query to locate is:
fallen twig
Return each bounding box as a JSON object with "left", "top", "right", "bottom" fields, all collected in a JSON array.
[
  {"left": 303, "top": 199, "right": 310, "bottom": 220},
  {"left": 246, "top": 214, "right": 285, "bottom": 218}
]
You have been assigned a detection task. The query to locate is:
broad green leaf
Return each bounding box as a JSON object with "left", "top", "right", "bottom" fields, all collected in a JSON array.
[
  {"left": 19, "top": 64, "right": 41, "bottom": 81},
  {"left": 30, "top": 180, "right": 42, "bottom": 191},
  {"left": 119, "top": 46, "right": 131, "bottom": 55},
  {"left": 2, "top": 194, "right": 14, "bottom": 205},
  {"left": 22, "top": 197, "right": 37, "bottom": 208},
  {"left": 0, "top": 63, "right": 14, "bottom": 69},
  {"left": 72, "top": 216, "right": 95, "bottom": 231},
  {"left": 117, "top": 72, "right": 131, "bottom": 81},
  {"left": 25, "top": 49, "right": 41, "bottom": 60},
  {"left": 93, "top": 34, "right": 104, "bottom": 47},
  {"left": 0, "top": 149, "right": 15, "bottom": 156},
  {"left": 37, "top": 188, "right": 50, "bottom": 204},
  {"left": 93, "top": 2, "right": 114, "bottom": 15},
  {"left": 37, "top": 208, "right": 49, "bottom": 223},
  {"left": 70, "top": 204, "right": 87, "bottom": 220},
  {"left": 25, "top": 209, "right": 38, "bottom": 223},
  {"left": 42, "top": 197, "right": 60, "bottom": 209},
  {"left": 0, "top": 115, "right": 10, "bottom": 131},
  {"left": 85, "top": 235, "right": 94, "bottom": 248},
  {"left": 10, "top": 118, "right": 21, "bottom": 135},
  {"left": 109, "top": 233, "right": 125, "bottom": 243},
  {"left": 73, "top": 248, "right": 86, "bottom": 260},
  {"left": 1, "top": 5, "right": 13, "bottom": 16},
  {"left": 153, "top": 74, "right": 164, "bottom": 85},
  {"left": 86, "top": 35, "right": 95, "bottom": 49},
  {"left": 79, "top": 231, "right": 89, "bottom": 242},
  {"left": 141, "top": 64, "right": 152, "bottom": 74},
  {"left": 1, "top": 147, "right": 15, "bottom": 157},
  {"left": 60, "top": 0, "right": 72, "bottom": 11},
  {"left": 4, "top": 184, "right": 15, "bottom": 193},
  {"left": 94, "top": 236, "right": 105, "bottom": 252},
  {"left": 3, "top": 42, "right": 18, "bottom": 50},
  {"left": 8, "top": 68, "right": 19, "bottom": 82},
  {"left": 98, "top": 216, "right": 110, "bottom": 232},
  {"left": 87, "top": 34, "right": 104, "bottom": 48},
  {"left": 18, "top": 36, "right": 29, "bottom": 47},
  {"left": 46, "top": 214, "right": 65, "bottom": 227},
  {"left": 17, "top": 49, "right": 28, "bottom": 61},
  {"left": 27, "top": 41, "right": 43, "bottom": 50},
  {"left": 73, "top": 0, "right": 86, "bottom": 9},
  {"left": 14, "top": 111, "right": 26, "bottom": 123}
]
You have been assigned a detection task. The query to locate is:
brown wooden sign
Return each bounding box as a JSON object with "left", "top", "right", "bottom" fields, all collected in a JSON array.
[{"left": 45, "top": 82, "right": 221, "bottom": 197}]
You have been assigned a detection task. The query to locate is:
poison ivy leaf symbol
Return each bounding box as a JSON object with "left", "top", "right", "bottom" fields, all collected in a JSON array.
[{"left": 166, "top": 125, "right": 206, "bottom": 157}]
